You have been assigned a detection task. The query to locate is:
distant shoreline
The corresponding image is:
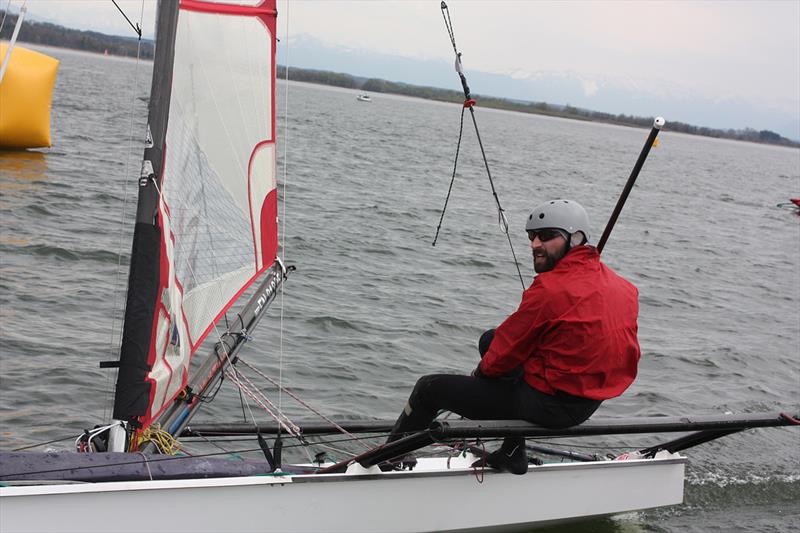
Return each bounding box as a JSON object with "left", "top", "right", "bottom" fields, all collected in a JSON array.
[
  {"left": 277, "top": 67, "right": 799, "bottom": 149},
  {"left": 0, "top": 10, "right": 154, "bottom": 60},
  {"left": 4, "top": 9, "right": 797, "bottom": 149}
]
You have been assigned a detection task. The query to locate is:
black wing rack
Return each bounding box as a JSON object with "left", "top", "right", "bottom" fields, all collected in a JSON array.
[{"left": 318, "top": 412, "right": 798, "bottom": 474}]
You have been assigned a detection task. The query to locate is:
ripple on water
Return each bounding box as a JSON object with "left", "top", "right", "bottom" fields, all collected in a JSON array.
[{"left": 0, "top": 49, "right": 798, "bottom": 532}]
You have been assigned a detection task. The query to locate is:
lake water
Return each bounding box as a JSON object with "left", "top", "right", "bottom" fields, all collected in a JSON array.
[{"left": 1, "top": 47, "right": 798, "bottom": 532}]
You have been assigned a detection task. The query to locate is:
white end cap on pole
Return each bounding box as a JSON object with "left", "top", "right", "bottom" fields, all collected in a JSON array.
[{"left": 654, "top": 117, "right": 666, "bottom": 129}]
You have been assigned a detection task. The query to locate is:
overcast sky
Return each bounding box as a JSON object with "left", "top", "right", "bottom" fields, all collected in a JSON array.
[{"left": 7, "top": 0, "right": 800, "bottom": 129}]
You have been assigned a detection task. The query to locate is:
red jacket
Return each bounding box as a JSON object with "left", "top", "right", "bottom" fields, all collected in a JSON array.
[{"left": 479, "top": 246, "right": 640, "bottom": 400}]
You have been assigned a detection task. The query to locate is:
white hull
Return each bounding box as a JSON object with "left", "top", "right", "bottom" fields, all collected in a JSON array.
[{"left": 1, "top": 454, "right": 685, "bottom": 533}]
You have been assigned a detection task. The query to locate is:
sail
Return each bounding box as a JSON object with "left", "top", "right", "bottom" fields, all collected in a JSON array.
[{"left": 113, "top": 0, "right": 278, "bottom": 429}]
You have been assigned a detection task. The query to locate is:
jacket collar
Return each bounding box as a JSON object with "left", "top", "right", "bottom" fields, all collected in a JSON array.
[{"left": 541, "top": 245, "right": 599, "bottom": 277}]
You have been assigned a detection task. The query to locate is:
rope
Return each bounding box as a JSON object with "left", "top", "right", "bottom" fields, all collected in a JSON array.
[
  {"left": 11, "top": 435, "right": 512, "bottom": 480},
  {"left": 222, "top": 364, "right": 316, "bottom": 464},
  {"left": 432, "top": 105, "right": 466, "bottom": 246},
  {"left": 441, "top": 1, "right": 457, "bottom": 53},
  {"left": 136, "top": 425, "right": 182, "bottom": 455},
  {"left": 224, "top": 367, "right": 302, "bottom": 439},
  {"left": 1, "top": 435, "right": 381, "bottom": 480},
  {"left": 470, "top": 439, "right": 486, "bottom": 483},
  {"left": 12, "top": 434, "right": 76, "bottom": 452},
  {"left": 436, "top": 1, "right": 526, "bottom": 289},
  {"left": 239, "top": 358, "right": 371, "bottom": 449},
  {"left": 222, "top": 346, "right": 262, "bottom": 434},
  {"left": 187, "top": 429, "right": 244, "bottom": 456},
  {"left": 136, "top": 452, "right": 154, "bottom": 480}
]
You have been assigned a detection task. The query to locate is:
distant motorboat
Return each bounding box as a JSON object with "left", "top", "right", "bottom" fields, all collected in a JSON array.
[{"left": 356, "top": 93, "right": 372, "bottom": 102}]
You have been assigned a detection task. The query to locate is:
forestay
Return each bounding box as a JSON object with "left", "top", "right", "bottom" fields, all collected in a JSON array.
[{"left": 112, "top": 0, "right": 279, "bottom": 432}]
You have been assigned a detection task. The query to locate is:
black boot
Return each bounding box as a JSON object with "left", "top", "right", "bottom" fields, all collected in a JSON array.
[
  {"left": 472, "top": 437, "right": 528, "bottom": 475},
  {"left": 381, "top": 408, "right": 419, "bottom": 471}
]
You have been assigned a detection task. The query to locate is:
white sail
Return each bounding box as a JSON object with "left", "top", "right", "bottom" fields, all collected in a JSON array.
[{"left": 114, "top": 0, "right": 278, "bottom": 429}]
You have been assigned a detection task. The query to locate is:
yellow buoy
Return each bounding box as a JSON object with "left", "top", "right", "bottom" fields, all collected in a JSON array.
[{"left": 0, "top": 44, "right": 59, "bottom": 149}]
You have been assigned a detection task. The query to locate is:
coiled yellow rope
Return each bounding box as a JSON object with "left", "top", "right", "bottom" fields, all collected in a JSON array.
[{"left": 135, "top": 424, "right": 182, "bottom": 455}]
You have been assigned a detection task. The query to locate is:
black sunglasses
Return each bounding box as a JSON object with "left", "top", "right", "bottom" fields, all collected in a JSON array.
[{"left": 527, "top": 228, "right": 567, "bottom": 242}]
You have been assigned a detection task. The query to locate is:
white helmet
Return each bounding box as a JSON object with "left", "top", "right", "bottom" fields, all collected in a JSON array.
[{"left": 525, "top": 199, "right": 591, "bottom": 245}]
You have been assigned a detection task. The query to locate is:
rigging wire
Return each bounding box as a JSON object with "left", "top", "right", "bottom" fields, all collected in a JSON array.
[
  {"left": 104, "top": 0, "right": 146, "bottom": 424},
  {"left": 278, "top": 0, "right": 292, "bottom": 456},
  {"left": 435, "top": 2, "right": 526, "bottom": 290},
  {"left": 7, "top": 420, "right": 640, "bottom": 479},
  {"left": 111, "top": 0, "right": 141, "bottom": 38},
  {"left": 1, "top": 433, "right": 385, "bottom": 479},
  {"left": 222, "top": 341, "right": 313, "bottom": 463},
  {"left": 11, "top": 434, "right": 77, "bottom": 452},
  {"left": 219, "top": 347, "right": 263, "bottom": 430},
  {"left": 5, "top": 431, "right": 388, "bottom": 479},
  {"left": 224, "top": 366, "right": 301, "bottom": 438},
  {"left": 222, "top": 352, "right": 316, "bottom": 463},
  {"left": 3, "top": 433, "right": 525, "bottom": 480},
  {"left": 181, "top": 431, "right": 390, "bottom": 444},
  {"left": 195, "top": 346, "right": 228, "bottom": 404},
  {"left": 239, "top": 358, "right": 371, "bottom": 449}
]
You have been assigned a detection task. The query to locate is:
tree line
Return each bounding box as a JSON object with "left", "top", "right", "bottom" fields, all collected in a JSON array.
[
  {"left": 4, "top": 9, "right": 795, "bottom": 148},
  {"left": 1, "top": 10, "right": 154, "bottom": 59},
  {"left": 285, "top": 70, "right": 797, "bottom": 148}
]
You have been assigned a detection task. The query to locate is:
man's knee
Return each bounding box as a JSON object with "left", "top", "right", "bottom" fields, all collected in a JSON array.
[
  {"left": 479, "top": 329, "right": 496, "bottom": 357},
  {"left": 408, "top": 374, "right": 453, "bottom": 410},
  {"left": 410, "top": 374, "right": 439, "bottom": 399}
]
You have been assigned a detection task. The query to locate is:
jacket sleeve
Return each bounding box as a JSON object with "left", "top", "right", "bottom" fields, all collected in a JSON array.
[{"left": 478, "top": 282, "right": 551, "bottom": 377}]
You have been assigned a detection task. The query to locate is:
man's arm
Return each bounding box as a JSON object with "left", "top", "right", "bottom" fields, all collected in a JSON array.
[{"left": 478, "top": 284, "right": 549, "bottom": 377}]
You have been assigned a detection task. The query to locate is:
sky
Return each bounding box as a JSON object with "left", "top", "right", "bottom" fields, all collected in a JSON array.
[{"left": 5, "top": 0, "right": 800, "bottom": 138}]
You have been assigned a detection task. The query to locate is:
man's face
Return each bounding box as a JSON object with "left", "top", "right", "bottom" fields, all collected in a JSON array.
[{"left": 528, "top": 229, "right": 569, "bottom": 273}]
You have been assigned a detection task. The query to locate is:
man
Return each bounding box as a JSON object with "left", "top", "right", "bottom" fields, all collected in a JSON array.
[{"left": 386, "top": 199, "right": 640, "bottom": 474}]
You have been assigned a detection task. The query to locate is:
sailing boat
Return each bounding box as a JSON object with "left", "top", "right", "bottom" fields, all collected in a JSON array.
[{"left": 1, "top": 1, "right": 797, "bottom": 532}]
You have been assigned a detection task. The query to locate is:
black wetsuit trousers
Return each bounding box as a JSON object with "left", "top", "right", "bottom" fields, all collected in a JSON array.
[{"left": 387, "top": 330, "right": 602, "bottom": 442}]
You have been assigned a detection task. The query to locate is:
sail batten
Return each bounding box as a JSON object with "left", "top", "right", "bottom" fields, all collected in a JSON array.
[{"left": 113, "top": 0, "right": 278, "bottom": 431}]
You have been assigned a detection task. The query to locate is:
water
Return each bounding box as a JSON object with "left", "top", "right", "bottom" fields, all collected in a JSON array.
[{"left": 1, "top": 47, "right": 799, "bottom": 532}]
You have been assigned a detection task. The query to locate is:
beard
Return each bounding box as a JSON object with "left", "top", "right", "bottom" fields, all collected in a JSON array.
[{"left": 533, "top": 245, "right": 568, "bottom": 273}]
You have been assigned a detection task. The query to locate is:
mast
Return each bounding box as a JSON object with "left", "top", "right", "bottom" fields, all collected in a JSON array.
[{"left": 110, "top": 0, "right": 180, "bottom": 425}]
